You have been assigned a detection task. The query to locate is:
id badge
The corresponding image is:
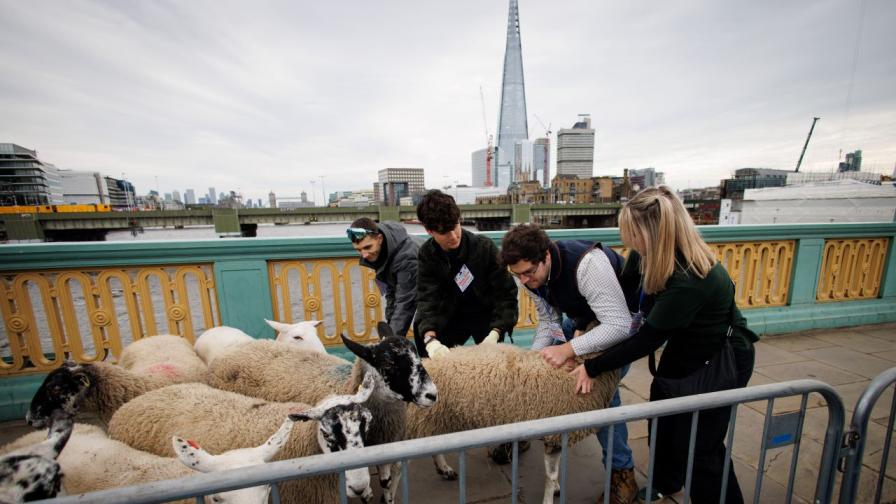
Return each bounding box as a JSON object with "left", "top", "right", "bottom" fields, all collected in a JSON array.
[{"left": 454, "top": 264, "right": 474, "bottom": 292}]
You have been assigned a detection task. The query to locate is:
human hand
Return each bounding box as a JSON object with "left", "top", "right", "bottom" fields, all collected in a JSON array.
[
  {"left": 426, "top": 339, "right": 451, "bottom": 359},
  {"left": 572, "top": 329, "right": 584, "bottom": 338},
  {"left": 571, "top": 364, "right": 594, "bottom": 395},
  {"left": 560, "top": 358, "right": 577, "bottom": 372},
  {"left": 481, "top": 329, "right": 501, "bottom": 344},
  {"left": 540, "top": 343, "right": 574, "bottom": 369}
]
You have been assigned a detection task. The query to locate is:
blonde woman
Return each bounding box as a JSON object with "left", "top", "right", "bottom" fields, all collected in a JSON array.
[{"left": 572, "top": 186, "right": 757, "bottom": 504}]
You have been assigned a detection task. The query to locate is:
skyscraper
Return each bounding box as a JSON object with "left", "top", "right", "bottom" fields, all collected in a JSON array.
[
  {"left": 533, "top": 137, "right": 550, "bottom": 187},
  {"left": 556, "top": 115, "right": 595, "bottom": 179},
  {"left": 471, "top": 148, "right": 489, "bottom": 187},
  {"left": 184, "top": 189, "right": 196, "bottom": 205},
  {"left": 208, "top": 187, "right": 217, "bottom": 205},
  {"left": 495, "top": 0, "right": 529, "bottom": 189}
]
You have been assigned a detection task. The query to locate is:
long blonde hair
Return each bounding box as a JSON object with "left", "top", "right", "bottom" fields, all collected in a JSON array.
[{"left": 619, "top": 185, "right": 716, "bottom": 294}]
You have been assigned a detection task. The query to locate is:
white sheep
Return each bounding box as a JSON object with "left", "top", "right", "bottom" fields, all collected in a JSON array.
[
  {"left": 27, "top": 335, "right": 207, "bottom": 425},
  {"left": 197, "top": 322, "right": 437, "bottom": 504},
  {"left": 104, "top": 375, "right": 378, "bottom": 503},
  {"left": 0, "top": 415, "right": 73, "bottom": 503},
  {"left": 406, "top": 343, "right": 620, "bottom": 504},
  {"left": 3, "top": 417, "right": 294, "bottom": 504},
  {"left": 193, "top": 319, "right": 326, "bottom": 366}
]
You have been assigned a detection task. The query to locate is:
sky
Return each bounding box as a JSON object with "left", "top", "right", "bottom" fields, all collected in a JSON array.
[{"left": 1, "top": 0, "right": 894, "bottom": 204}]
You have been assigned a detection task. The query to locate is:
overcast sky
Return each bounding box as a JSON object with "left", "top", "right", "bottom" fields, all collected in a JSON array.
[{"left": 1, "top": 0, "right": 894, "bottom": 203}]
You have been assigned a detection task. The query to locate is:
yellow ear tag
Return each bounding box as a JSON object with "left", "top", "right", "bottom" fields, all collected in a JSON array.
[{"left": 79, "top": 375, "right": 91, "bottom": 389}]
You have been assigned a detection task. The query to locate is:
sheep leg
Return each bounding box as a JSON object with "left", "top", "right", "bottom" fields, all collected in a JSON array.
[
  {"left": 542, "top": 444, "right": 562, "bottom": 504},
  {"left": 385, "top": 461, "right": 402, "bottom": 503},
  {"left": 432, "top": 454, "right": 457, "bottom": 480},
  {"left": 377, "top": 462, "right": 398, "bottom": 504},
  {"left": 360, "top": 485, "right": 374, "bottom": 504}
]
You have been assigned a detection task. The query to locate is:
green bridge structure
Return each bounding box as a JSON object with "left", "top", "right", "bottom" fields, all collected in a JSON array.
[{"left": 0, "top": 203, "right": 621, "bottom": 241}]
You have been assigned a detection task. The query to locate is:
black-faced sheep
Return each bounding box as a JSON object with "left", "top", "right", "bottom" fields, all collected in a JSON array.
[
  {"left": 193, "top": 319, "right": 326, "bottom": 366},
  {"left": 407, "top": 343, "right": 620, "bottom": 504},
  {"left": 203, "top": 322, "right": 437, "bottom": 504},
  {"left": 103, "top": 374, "right": 378, "bottom": 503},
  {"left": 0, "top": 414, "right": 73, "bottom": 503}
]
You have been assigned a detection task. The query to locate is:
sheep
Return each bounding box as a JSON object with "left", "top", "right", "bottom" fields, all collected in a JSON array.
[
  {"left": 405, "top": 343, "right": 620, "bottom": 504},
  {"left": 193, "top": 319, "right": 326, "bottom": 366},
  {"left": 118, "top": 334, "right": 208, "bottom": 379},
  {"left": 201, "top": 321, "right": 437, "bottom": 504},
  {"left": 0, "top": 414, "right": 73, "bottom": 502},
  {"left": 104, "top": 374, "right": 378, "bottom": 503}
]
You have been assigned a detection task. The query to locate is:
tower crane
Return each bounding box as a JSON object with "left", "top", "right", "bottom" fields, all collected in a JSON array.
[
  {"left": 479, "top": 86, "right": 493, "bottom": 187},
  {"left": 795, "top": 117, "right": 820, "bottom": 173}
]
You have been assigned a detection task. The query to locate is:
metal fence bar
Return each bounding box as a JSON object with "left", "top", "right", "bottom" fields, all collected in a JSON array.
[
  {"left": 839, "top": 367, "right": 896, "bottom": 504},
  {"left": 785, "top": 394, "right": 809, "bottom": 504},
  {"left": 683, "top": 411, "right": 699, "bottom": 504},
  {"left": 401, "top": 458, "right": 409, "bottom": 504},
  {"left": 511, "top": 441, "right": 519, "bottom": 504},
  {"left": 271, "top": 482, "right": 281, "bottom": 504},
  {"left": 719, "top": 404, "right": 737, "bottom": 504},
  {"left": 645, "top": 416, "right": 658, "bottom": 504},
  {"left": 338, "top": 471, "right": 346, "bottom": 504},
  {"left": 603, "top": 423, "right": 615, "bottom": 504},
  {"left": 753, "top": 399, "right": 775, "bottom": 503},
  {"left": 559, "top": 432, "right": 569, "bottom": 504},
  {"left": 458, "top": 450, "right": 466, "bottom": 504},
  {"left": 35, "top": 380, "right": 844, "bottom": 504},
  {"left": 875, "top": 390, "right": 895, "bottom": 504}
]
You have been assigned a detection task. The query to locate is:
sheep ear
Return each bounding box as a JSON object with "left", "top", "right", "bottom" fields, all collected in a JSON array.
[
  {"left": 288, "top": 406, "right": 319, "bottom": 422},
  {"left": 376, "top": 322, "right": 394, "bottom": 340},
  {"left": 256, "top": 417, "right": 294, "bottom": 462},
  {"left": 309, "top": 320, "right": 322, "bottom": 327},
  {"left": 351, "top": 373, "right": 376, "bottom": 403},
  {"left": 265, "top": 319, "right": 291, "bottom": 333},
  {"left": 172, "top": 436, "right": 219, "bottom": 473},
  {"left": 341, "top": 335, "right": 375, "bottom": 365}
]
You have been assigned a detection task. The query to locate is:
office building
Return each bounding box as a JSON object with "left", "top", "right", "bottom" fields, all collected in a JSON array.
[
  {"left": 721, "top": 168, "right": 791, "bottom": 200},
  {"left": 172, "top": 190, "right": 182, "bottom": 203},
  {"left": 556, "top": 115, "right": 594, "bottom": 179},
  {"left": 628, "top": 167, "right": 665, "bottom": 190},
  {"left": 374, "top": 168, "right": 425, "bottom": 206},
  {"left": 59, "top": 170, "right": 107, "bottom": 205},
  {"left": 208, "top": 187, "right": 217, "bottom": 205},
  {"left": 269, "top": 191, "right": 277, "bottom": 209},
  {"left": 0, "top": 143, "right": 64, "bottom": 205},
  {"left": 495, "top": 0, "right": 529, "bottom": 189},
  {"left": 533, "top": 138, "right": 550, "bottom": 187},
  {"left": 471, "top": 148, "right": 489, "bottom": 187},
  {"left": 184, "top": 189, "right": 196, "bottom": 205},
  {"left": 838, "top": 150, "right": 862, "bottom": 173}
]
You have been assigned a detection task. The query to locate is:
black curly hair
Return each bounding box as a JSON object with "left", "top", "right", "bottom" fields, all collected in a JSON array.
[
  {"left": 416, "top": 189, "right": 460, "bottom": 233},
  {"left": 500, "top": 223, "right": 551, "bottom": 266}
]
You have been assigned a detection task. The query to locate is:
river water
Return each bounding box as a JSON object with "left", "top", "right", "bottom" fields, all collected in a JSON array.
[{"left": 105, "top": 222, "right": 433, "bottom": 241}]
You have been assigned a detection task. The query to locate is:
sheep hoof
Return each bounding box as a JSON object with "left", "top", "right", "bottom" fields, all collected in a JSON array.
[{"left": 438, "top": 468, "right": 458, "bottom": 481}]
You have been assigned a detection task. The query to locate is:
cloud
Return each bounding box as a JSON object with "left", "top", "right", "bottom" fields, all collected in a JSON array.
[{"left": 1, "top": 0, "right": 893, "bottom": 203}]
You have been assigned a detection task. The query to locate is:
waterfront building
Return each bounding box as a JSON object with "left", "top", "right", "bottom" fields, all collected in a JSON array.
[
  {"left": 721, "top": 168, "right": 791, "bottom": 200},
  {"left": 208, "top": 187, "right": 217, "bottom": 205},
  {"left": 556, "top": 115, "right": 594, "bottom": 179},
  {"left": 495, "top": 0, "right": 529, "bottom": 189},
  {"left": 0, "top": 143, "right": 64, "bottom": 205},
  {"left": 172, "top": 190, "right": 182, "bottom": 203},
  {"left": 59, "top": 170, "right": 107, "bottom": 205},
  {"left": 374, "top": 168, "right": 425, "bottom": 206},
  {"left": 628, "top": 167, "right": 665, "bottom": 190},
  {"left": 838, "top": 150, "right": 862, "bottom": 173},
  {"left": 104, "top": 177, "right": 136, "bottom": 209},
  {"left": 533, "top": 138, "right": 550, "bottom": 187},
  {"left": 739, "top": 179, "right": 896, "bottom": 224},
  {"left": 471, "top": 147, "right": 489, "bottom": 188},
  {"left": 184, "top": 189, "right": 196, "bottom": 205},
  {"left": 268, "top": 191, "right": 277, "bottom": 209}
]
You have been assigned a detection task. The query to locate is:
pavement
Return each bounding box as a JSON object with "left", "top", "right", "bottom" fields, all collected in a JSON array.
[{"left": 1, "top": 322, "right": 894, "bottom": 503}]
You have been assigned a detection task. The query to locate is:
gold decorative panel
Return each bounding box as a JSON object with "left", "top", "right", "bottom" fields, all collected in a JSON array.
[
  {"left": 0, "top": 265, "right": 219, "bottom": 376},
  {"left": 817, "top": 238, "right": 889, "bottom": 302},
  {"left": 711, "top": 241, "right": 795, "bottom": 308}
]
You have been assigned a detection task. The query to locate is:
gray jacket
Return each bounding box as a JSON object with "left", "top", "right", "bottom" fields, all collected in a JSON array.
[{"left": 358, "top": 222, "right": 423, "bottom": 337}]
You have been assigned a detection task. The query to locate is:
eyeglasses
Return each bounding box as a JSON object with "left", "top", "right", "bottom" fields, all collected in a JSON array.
[
  {"left": 346, "top": 227, "right": 378, "bottom": 242},
  {"left": 509, "top": 261, "right": 542, "bottom": 281}
]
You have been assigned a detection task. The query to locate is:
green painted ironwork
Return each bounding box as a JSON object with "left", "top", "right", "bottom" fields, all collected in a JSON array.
[
  {"left": 378, "top": 205, "right": 400, "bottom": 222},
  {"left": 511, "top": 204, "right": 531, "bottom": 224}
]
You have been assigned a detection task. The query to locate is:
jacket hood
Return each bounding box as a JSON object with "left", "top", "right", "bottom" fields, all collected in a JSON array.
[{"left": 360, "top": 221, "right": 409, "bottom": 273}]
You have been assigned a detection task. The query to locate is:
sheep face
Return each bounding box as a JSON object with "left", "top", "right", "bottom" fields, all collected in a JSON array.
[
  {"left": 341, "top": 322, "right": 438, "bottom": 408},
  {"left": 289, "top": 372, "right": 377, "bottom": 500},
  {"left": 0, "top": 453, "right": 62, "bottom": 503},
  {"left": 27, "top": 362, "right": 91, "bottom": 428},
  {"left": 266, "top": 319, "right": 327, "bottom": 354}
]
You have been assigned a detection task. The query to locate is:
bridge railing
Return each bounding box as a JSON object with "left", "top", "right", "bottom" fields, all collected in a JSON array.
[{"left": 0, "top": 222, "right": 894, "bottom": 416}]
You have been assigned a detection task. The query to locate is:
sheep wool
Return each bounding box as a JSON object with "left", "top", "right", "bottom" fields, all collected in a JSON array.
[
  {"left": 406, "top": 343, "right": 620, "bottom": 447},
  {"left": 118, "top": 334, "right": 207, "bottom": 382},
  {"left": 107, "top": 383, "right": 343, "bottom": 503}
]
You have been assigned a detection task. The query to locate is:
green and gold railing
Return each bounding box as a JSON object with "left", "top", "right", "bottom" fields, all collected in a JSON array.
[{"left": 1, "top": 222, "right": 895, "bottom": 419}]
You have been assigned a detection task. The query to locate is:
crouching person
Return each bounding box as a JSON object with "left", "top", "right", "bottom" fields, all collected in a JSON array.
[
  {"left": 347, "top": 217, "right": 423, "bottom": 338},
  {"left": 501, "top": 223, "right": 638, "bottom": 504}
]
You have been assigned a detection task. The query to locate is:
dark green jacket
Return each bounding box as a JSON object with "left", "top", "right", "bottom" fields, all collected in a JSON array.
[{"left": 416, "top": 229, "right": 519, "bottom": 337}]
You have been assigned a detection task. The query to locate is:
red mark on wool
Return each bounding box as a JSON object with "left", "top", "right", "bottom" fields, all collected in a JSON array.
[
  {"left": 187, "top": 440, "right": 200, "bottom": 449},
  {"left": 146, "top": 363, "right": 180, "bottom": 378}
]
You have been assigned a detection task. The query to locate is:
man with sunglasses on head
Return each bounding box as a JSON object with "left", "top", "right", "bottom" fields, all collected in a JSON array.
[
  {"left": 500, "top": 223, "right": 638, "bottom": 504},
  {"left": 414, "top": 189, "right": 518, "bottom": 359},
  {"left": 347, "top": 218, "right": 423, "bottom": 338}
]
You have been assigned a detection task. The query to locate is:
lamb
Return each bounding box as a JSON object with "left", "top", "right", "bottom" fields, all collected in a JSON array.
[
  {"left": 104, "top": 374, "right": 378, "bottom": 503},
  {"left": 193, "top": 319, "right": 326, "bottom": 365},
  {"left": 202, "top": 321, "right": 437, "bottom": 504},
  {"left": 27, "top": 335, "right": 207, "bottom": 425},
  {"left": 0, "top": 414, "right": 73, "bottom": 503},
  {"left": 405, "top": 343, "right": 620, "bottom": 504}
]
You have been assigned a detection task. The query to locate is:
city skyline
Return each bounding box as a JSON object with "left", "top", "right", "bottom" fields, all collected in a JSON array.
[{"left": 1, "top": 1, "right": 894, "bottom": 204}]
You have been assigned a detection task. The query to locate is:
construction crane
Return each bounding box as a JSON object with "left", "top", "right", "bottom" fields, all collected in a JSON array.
[
  {"left": 534, "top": 113, "right": 551, "bottom": 138},
  {"left": 795, "top": 117, "right": 820, "bottom": 172},
  {"left": 479, "top": 86, "right": 493, "bottom": 187},
  {"left": 534, "top": 114, "right": 551, "bottom": 186}
]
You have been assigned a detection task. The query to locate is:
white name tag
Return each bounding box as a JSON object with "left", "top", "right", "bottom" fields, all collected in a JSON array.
[{"left": 454, "top": 264, "right": 474, "bottom": 292}]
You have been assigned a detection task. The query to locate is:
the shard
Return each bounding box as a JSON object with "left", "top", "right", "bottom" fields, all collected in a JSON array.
[{"left": 495, "top": 0, "right": 528, "bottom": 189}]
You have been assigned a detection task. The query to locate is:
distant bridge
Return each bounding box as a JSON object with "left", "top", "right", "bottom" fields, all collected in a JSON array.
[{"left": 0, "top": 203, "right": 620, "bottom": 241}]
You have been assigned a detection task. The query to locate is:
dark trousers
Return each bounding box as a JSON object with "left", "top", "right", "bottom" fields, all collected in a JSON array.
[
  {"left": 647, "top": 342, "right": 755, "bottom": 503},
  {"left": 413, "top": 311, "right": 506, "bottom": 358}
]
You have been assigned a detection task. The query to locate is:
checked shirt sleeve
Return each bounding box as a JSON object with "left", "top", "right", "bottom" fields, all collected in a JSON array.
[
  {"left": 569, "top": 250, "right": 632, "bottom": 356},
  {"left": 528, "top": 287, "right": 561, "bottom": 351}
]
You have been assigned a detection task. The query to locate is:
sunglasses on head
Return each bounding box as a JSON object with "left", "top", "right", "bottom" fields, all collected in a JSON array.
[{"left": 346, "top": 227, "right": 378, "bottom": 242}]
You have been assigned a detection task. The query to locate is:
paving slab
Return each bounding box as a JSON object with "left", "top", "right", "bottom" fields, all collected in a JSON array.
[
  {"left": 744, "top": 370, "right": 828, "bottom": 414},
  {"left": 812, "top": 329, "right": 896, "bottom": 354},
  {"left": 761, "top": 333, "right": 838, "bottom": 352},
  {"left": 877, "top": 349, "right": 896, "bottom": 362},
  {"left": 755, "top": 360, "right": 867, "bottom": 386},
  {"left": 833, "top": 380, "right": 893, "bottom": 420},
  {"left": 855, "top": 325, "right": 896, "bottom": 342},
  {"left": 752, "top": 341, "right": 810, "bottom": 367},
  {"left": 797, "top": 346, "right": 896, "bottom": 380}
]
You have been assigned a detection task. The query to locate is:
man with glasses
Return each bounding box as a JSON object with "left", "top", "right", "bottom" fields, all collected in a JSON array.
[
  {"left": 347, "top": 218, "right": 423, "bottom": 338},
  {"left": 500, "top": 223, "right": 638, "bottom": 504}
]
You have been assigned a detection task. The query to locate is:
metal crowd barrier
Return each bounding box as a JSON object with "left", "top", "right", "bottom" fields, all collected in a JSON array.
[
  {"left": 839, "top": 367, "right": 896, "bottom": 504},
  {"left": 33, "top": 379, "right": 845, "bottom": 504}
]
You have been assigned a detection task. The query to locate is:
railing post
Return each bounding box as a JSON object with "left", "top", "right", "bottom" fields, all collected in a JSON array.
[
  {"left": 511, "top": 204, "right": 531, "bottom": 225},
  {"left": 789, "top": 238, "right": 824, "bottom": 305},
  {"left": 213, "top": 259, "right": 274, "bottom": 338},
  {"left": 880, "top": 236, "right": 896, "bottom": 299},
  {"left": 379, "top": 206, "right": 400, "bottom": 222}
]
